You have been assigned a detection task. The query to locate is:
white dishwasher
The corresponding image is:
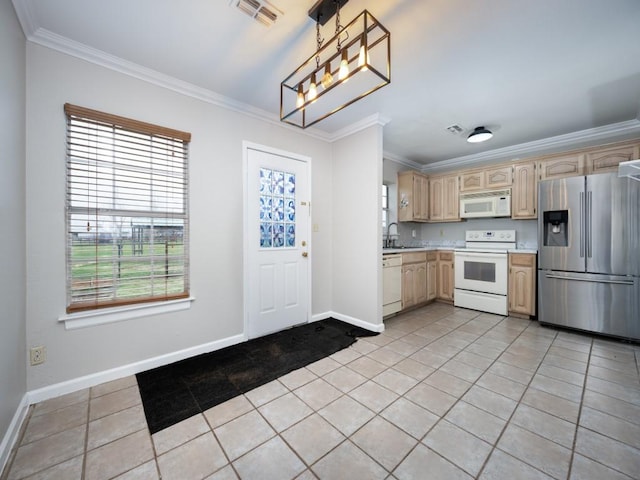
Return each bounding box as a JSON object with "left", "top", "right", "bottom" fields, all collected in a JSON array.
[{"left": 383, "top": 254, "right": 402, "bottom": 316}]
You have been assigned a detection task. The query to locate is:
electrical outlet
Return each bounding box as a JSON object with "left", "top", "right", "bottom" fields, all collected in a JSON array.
[
  {"left": 412, "top": 229, "right": 416, "bottom": 238},
  {"left": 30, "top": 346, "right": 45, "bottom": 366},
  {"left": 440, "top": 229, "right": 444, "bottom": 237}
]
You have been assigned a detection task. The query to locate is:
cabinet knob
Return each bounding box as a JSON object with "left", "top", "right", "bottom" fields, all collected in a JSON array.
[{"left": 302, "top": 252, "right": 308, "bottom": 258}]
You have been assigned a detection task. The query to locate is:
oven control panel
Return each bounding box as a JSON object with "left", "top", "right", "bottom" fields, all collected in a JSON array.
[{"left": 465, "top": 230, "right": 515, "bottom": 242}]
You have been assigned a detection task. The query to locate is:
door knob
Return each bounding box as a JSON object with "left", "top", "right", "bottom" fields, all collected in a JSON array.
[{"left": 302, "top": 252, "right": 308, "bottom": 257}]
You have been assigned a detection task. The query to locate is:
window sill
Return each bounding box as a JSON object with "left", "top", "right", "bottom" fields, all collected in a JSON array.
[{"left": 58, "top": 296, "right": 195, "bottom": 330}]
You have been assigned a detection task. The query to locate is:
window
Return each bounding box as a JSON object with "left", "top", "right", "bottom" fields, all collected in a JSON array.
[
  {"left": 382, "top": 183, "right": 389, "bottom": 228},
  {"left": 259, "top": 168, "right": 296, "bottom": 248},
  {"left": 64, "top": 104, "right": 191, "bottom": 313}
]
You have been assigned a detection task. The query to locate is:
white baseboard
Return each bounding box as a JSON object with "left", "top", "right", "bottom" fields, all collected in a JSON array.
[
  {"left": 315, "top": 311, "right": 385, "bottom": 333},
  {"left": 28, "top": 333, "right": 247, "bottom": 405},
  {"left": 2, "top": 314, "right": 380, "bottom": 472},
  {"left": 310, "top": 311, "right": 332, "bottom": 322},
  {"left": 0, "top": 393, "right": 29, "bottom": 476}
]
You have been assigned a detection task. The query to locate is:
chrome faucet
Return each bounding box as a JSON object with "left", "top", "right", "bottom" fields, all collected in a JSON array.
[{"left": 386, "top": 222, "right": 398, "bottom": 248}]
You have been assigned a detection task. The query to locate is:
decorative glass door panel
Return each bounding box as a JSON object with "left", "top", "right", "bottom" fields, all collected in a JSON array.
[{"left": 259, "top": 168, "right": 295, "bottom": 248}]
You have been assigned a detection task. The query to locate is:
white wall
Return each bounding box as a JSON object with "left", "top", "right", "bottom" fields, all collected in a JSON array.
[
  {"left": 332, "top": 125, "right": 384, "bottom": 331},
  {"left": 25, "top": 44, "right": 334, "bottom": 390},
  {"left": 0, "top": 0, "right": 27, "bottom": 449}
]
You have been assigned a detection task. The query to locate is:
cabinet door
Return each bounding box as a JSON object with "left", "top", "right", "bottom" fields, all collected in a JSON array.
[
  {"left": 437, "top": 260, "right": 454, "bottom": 301},
  {"left": 486, "top": 166, "right": 513, "bottom": 188},
  {"left": 538, "top": 153, "right": 586, "bottom": 180},
  {"left": 460, "top": 171, "right": 484, "bottom": 192},
  {"left": 508, "top": 254, "right": 536, "bottom": 315},
  {"left": 412, "top": 175, "right": 423, "bottom": 219},
  {"left": 413, "top": 174, "right": 429, "bottom": 220},
  {"left": 512, "top": 163, "right": 537, "bottom": 219},
  {"left": 442, "top": 175, "right": 460, "bottom": 220},
  {"left": 415, "top": 262, "right": 428, "bottom": 304},
  {"left": 429, "top": 178, "right": 444, "bottom": 221},
  {"left": 446, "top": 263, "right": 455, "bottom": 300},
  {"left": 398, "top": 171, "right": 429, "bottom": 222},
  {"left": 397, "top": 171, "right": 413, "bottom": 222},
  {"left": 586, "top": 143, "right": 640, "bottom": 174},
  {"left": 402, "top": 264, "right": 416, "bottom": 308},
  {"left": 426, "top": 261, "right": 437, "bottom": 301}
]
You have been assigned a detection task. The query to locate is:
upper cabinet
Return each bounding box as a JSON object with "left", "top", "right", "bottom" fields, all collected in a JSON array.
[
  {"left": 537, "top": 141, "right": 640, "bottom": 180},
  {"left": 393, "top": 139, "right": 638, "bottom": 225},
  {"left": 586, "top": 143, "right": 640, "bottom": 174},
  {"left": 538, "top": 152, "right": 586, "bottom": 180},
  {"left": 430, "top": 174, "right": 460, "bottom": 222},
  {"left": 398, "top": 171, "right": 429, "bottom": 222},
  {"left": 511, "top": 162, "right": 537, "bottom": 219},
  {"left": 460, "top": 166, "right": 513, "bottom": 192}
]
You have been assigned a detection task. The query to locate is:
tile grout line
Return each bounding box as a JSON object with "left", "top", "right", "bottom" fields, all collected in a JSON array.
[
  {"left": 201, "top": 406, "right": 244, "bottom": 479},
  {"left": 81, "top": 391, "right": 90, "bottom": 480},
  {"left": 474, "top": 324, "right": 560, "bottom": 479},
  {"left": 565, "top": 336, "right": 594, "bottom": 480},
  {"left": 10, "top": 305, "right": 640, "bottom": 480},
  {"left": 433, "top": 316, "right": 559, "bottom": 478},
  {"left": 361, "top": 311, "right": 530, "bottom": 478}
]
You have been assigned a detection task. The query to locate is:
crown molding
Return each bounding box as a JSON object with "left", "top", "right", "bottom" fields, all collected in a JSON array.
[
  {"left": 329, "top": 114, "right": 390, "bottom": 142},
  {"left": 11, "top": 0, "right": 37, "bottom": 39},
  {"left": 13, "top": 0, "right": 384, "bottom": 145},
  {"left": 382, "top": 151, "right": 422, "bottom": 170},
  {"left": 28, "top": 27, "right": 333, "bottom": 143},
  {"left": 422, "top": 119, "right": 640, "bottom": 174}
]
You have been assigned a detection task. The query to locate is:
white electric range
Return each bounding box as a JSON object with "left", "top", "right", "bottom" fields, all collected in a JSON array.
[{"left": 453, "top": 230, "right": 516, "bottom": 315}]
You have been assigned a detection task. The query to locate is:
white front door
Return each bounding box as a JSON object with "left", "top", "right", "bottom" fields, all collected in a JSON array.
[{"left": 245, "top": 144, "right": 311, "bottom": 339}]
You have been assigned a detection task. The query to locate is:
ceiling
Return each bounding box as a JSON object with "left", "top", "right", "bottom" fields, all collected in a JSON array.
[{"left": 13, "top": 0, "right": 640, "bottom": 166}]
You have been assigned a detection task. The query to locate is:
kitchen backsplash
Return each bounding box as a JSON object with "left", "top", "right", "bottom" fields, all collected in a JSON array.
[{"left": 390, "top": 217, "right": 538, "bottom": 249}]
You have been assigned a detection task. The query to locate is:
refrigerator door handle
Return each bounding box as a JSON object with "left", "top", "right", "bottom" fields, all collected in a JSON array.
[
  {"left": 579, "top": 192, "right": 585, "bottom": 258},
  {"left": 587, "top": 191, "right": 592, "bottom": 258},
  {"left": 544, "top": 273, "right": 634, "bottom": 286}
]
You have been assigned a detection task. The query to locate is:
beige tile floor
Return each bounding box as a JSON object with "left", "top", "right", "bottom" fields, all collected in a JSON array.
[{"left": 3, "top": 303, "right": 640, "bottom": 480}]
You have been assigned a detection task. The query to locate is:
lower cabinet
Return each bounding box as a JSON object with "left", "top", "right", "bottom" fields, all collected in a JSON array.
[
  {"left": 402, "top": 252, "right": 427, "bottom": 310},
  {"left": 426, "top": 251, "right": 437, "bottom": 301},
  {"left": 437, "top": 250, "right": 455, "bottom": 302},
  {"left": 508, "top": 253, "right": 536, "bottom": 316}
]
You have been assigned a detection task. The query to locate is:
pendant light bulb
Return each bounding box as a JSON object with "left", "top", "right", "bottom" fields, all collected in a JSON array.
[
  {"left": 308, "top": 73, "right": 318, "bottom": 102},
  {"left": 296, "top": 84, "right": 305, "bottom": 109},
  {"left": 339, "top": 48, "right": 349, "bottom": 81},
  {"left": 321, "top": 62, "right": 333, "bottom": 89},
  {"left": 358, "top": 37, "right": 368, "bottom": 71}
]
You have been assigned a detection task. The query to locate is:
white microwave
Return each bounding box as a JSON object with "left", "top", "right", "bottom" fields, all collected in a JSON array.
[{"left": 460, "top": 189, "right": 511, "bottom": 218}]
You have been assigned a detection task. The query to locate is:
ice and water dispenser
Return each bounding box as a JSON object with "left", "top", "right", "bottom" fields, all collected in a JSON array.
[{"left": 542, "top": 210, "right": 568, "bottom": 247}]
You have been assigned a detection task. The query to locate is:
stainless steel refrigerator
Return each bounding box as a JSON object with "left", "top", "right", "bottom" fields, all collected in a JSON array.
[{"left": 538, "top": 172, "right": 640, "bottom": 340}]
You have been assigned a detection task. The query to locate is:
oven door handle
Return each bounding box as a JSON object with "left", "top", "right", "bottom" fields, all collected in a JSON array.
[{"left": 455, "top": 252, "right": 506, "bottom": 261}]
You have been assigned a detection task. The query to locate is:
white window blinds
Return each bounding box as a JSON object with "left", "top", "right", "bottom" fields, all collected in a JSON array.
[{"left": 64, "top": 104, "right": 191, "bottom": 313}]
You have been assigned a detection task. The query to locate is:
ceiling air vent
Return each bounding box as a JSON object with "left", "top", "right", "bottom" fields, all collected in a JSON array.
[
  {"left": 446, "top": 124, "right": 464, "bottom": 135},
  {"left": 230, "top": 0, "right": 283, "bottom": 27}
]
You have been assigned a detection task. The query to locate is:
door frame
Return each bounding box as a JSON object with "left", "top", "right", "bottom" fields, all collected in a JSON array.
[{"left": 242, "top": 141, "right": 312, "bottom": 338}]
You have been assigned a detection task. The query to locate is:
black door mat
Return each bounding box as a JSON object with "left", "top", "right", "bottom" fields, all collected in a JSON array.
[{"left": 136, "top": 318, "right": 378, "bottom": 434}]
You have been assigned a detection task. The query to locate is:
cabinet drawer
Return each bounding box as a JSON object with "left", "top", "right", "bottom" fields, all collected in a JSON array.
[
  {"left": 438, "top": 251, "right": 453, "bottom": 261},
  {"left": 510, "top": 253, "right": 535, "bottom": 267},
  {"left": 426, "top": 251, "right": 437, "bottom": 262},
  {"left": 402, "top": 252, "right": 427, "bottom": 264}
]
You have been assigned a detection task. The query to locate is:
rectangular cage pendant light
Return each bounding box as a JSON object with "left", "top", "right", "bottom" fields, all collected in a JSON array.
[{"left": 280, "top": 9, "right": 390, "bottom": 129}]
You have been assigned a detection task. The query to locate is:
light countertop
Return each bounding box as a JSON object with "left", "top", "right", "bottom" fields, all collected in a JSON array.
[{"left": 383, "top": 247, "right": 538, "bottom": 255}]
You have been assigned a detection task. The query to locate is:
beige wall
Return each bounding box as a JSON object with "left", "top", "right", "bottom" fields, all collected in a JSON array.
[
  {"left": 0, "top": 0, "right": 27, "bottom": 461},
  {"left": 332, "top": 125, "right": 385, "bottom": 330},
  {"left": 25, "top": 43, "right": 336, "bottom": 390}
]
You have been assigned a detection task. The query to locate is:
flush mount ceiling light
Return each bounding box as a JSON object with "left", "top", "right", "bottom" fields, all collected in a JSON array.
[
  {"left": 467, "top": 126, "right": 493, "bottom": 143},
  {"left": 280, "top": 0, "right": 391, "bottom": 129}
]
